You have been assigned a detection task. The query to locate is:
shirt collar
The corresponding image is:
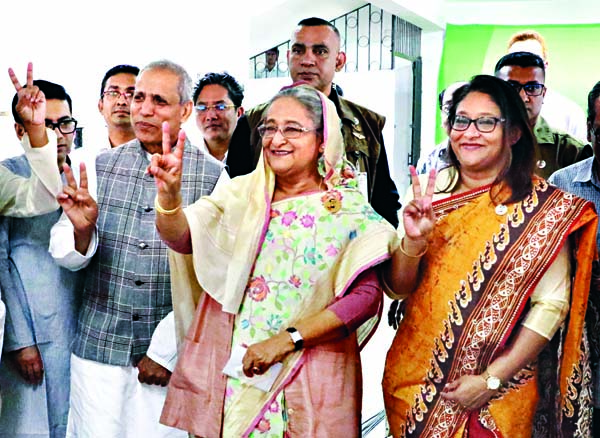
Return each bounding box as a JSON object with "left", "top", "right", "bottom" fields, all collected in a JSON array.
[
  {"left": 328, "top": 85, "right": 360, "bottom": 127},
  {"left": 200, "top": 139, "right": 227, "bottom": 163},
  {"left": 572, "top": 157, "right": 600, "bottom": 188}
]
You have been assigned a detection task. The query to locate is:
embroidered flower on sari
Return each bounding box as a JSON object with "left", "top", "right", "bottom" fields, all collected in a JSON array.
[
  {"left": 268, "top": 400, "right": 280, "bottom": 413},
  {"left": 266, "top": 314, "right": 283, "bottom": 332},
  {"left": 247, "top": 275, "right": 270, "bottom": 302},
  {"left": 256, "top": 418, "right": 271, "bottom": 433},
  {"left": 303, "top": 246, "right": 317, "bottom": 264},
  {"left": 325, "top": 244, "right": 339, "bottom": 257},
  {"left": 270, "top": 209, "right": 281, "bottom": 218},
  {"left": 281, "top": 211, "right": 297, "bottom": 226},
  {"left": 300, "top": 214, "right": 315, "bottom": 228},
  {"left": 288, "top": 275, "right": 302, "bottom": 288}
]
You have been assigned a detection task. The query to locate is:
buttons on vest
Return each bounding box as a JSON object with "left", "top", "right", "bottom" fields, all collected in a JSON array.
[
  {"left": 134, "top": 280, "right": 144, "bottom": 286},
  {"left": 138, "top": 242, "right": 148, "bottom": 250},
  {"left": 132, "top": 313, "right": 140, "bottom": 321},
  {"left": 143, "top": 205, "right": 153, "bottom": 212}
]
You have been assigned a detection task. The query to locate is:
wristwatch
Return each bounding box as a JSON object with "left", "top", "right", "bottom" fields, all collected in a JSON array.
[
  {"left": 482, "top": 370, "right": 502, "bottom": 391},
  {"left": 286, "top": 327, "right": 304, "bottom": 351}
]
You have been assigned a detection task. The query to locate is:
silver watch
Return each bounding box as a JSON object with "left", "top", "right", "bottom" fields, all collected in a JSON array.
[{"left": 482, "top": 370, "right": 502, "bottom": 390}]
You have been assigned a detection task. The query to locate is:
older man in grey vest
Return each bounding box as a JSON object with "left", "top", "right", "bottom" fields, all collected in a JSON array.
[{"left": 49, "top": 60, "right": 225, "bottom": 438}]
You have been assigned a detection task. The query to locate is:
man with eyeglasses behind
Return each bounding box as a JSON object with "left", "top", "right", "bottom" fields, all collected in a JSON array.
[
  {"left": 98, "top": 64, "right": 140, "bottom": 149},
  {"left": 495, "top": 51, "right": 592, "bottom": 179},
  {"left": 192, "top": 72, "right": 254, "bottom": 177},
  {"left": 0, "top": 79, "right": 83, "bottom": 438}
]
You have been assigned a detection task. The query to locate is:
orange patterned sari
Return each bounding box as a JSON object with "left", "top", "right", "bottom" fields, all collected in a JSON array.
[{"left": 383, "top": 178, "right": 597, "bottom": 437}]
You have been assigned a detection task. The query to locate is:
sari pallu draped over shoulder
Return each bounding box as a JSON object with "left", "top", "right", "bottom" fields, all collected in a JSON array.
[
  {"left": 383, "top": 177, "right": 598, "bottom": 438},
  {"left": 160, "top": 85, "right": 399, "bottom": 437}
]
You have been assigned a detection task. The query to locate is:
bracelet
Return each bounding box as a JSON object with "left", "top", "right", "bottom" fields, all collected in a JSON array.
[
  {"left": 399, "top": 237, "right": 428, "bottom": 258},
  {"left": 154, "top": 196, "right": 182, "bottom": 216}
]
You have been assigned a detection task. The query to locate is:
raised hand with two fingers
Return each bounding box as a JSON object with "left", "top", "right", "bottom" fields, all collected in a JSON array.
[
  {"left": 147, "top": 121, "right": 184, "bottom": 210},
  {"left": 57, "top": 162, "right": 98, "bottom": 254},
  {"left": 8, "top": 62, "right": 47, "bottom": 147},
  {"left": 402, "top": 166, "right": 437, "bottom": 246}
]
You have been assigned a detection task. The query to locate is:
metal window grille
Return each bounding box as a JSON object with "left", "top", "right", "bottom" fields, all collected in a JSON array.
[{"left": 249, "top": 3, "right": 421, "bottom": 78}]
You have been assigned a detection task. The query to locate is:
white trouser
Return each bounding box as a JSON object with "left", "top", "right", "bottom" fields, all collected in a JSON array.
[{"left": 66, "top": 354, "right": 186, "bottom": 438}]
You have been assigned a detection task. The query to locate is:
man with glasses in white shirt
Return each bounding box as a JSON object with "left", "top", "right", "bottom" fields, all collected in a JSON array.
[
  {"left": 192, "top": 72, "right": 253, "bottom": 177},
  {"left": 98, "top": 64, "right": 140, "bottom": 149},
  {"left": 495, "top": 51, "right": 591, "bottom": 179}
]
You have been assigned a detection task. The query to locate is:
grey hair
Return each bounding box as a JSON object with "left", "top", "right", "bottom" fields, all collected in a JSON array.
[
  {"left": 268, "top": 85, "right": 324, "bottom": 134},
  {"left": 140, "top": 59, "right": 193, "bottom": 103}
]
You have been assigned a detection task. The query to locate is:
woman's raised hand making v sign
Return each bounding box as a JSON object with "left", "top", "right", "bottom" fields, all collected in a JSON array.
[
  {"left": 385, "top": 166, "right": 437, "bottom": 299},
  {"left": 402, "top": 166, "right": 437, "bottom": 244}
]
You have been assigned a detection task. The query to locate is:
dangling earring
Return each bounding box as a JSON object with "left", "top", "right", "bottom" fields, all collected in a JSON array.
[{"left": 317, "top": 153, "right": 326, "bottom": 177}]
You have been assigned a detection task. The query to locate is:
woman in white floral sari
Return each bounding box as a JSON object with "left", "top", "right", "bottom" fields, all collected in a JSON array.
[{"left": 147, "top": 84, "right": 398, "bottom": 437}]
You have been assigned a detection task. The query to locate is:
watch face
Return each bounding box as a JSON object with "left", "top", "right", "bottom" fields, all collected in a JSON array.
[{"left": 486, "top": 376, "right": 501, "bottom": 390}]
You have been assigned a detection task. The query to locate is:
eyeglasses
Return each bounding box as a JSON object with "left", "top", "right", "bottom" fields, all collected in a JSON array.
[
  {"left": 195, "top": 103, "right": 236, "bottom": 113},
  {"left": 507, "top": 81, "right": 545, "bottom": 97},
  {"left": 451, "top": 115, "right": 505, "bottom": 133},
  {"left": 103, "top": 90, "right": 135, "bottom": 101},
  {"left": 45, "top": 118, "right": 78, "bottom": 134},
  {"left": 258, "top": 124, "right": 317, "bottom": 139}
]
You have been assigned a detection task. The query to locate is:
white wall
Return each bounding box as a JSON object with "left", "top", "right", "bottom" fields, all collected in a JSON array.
[{"left": 0, "top": 0, "right": 250, "bottom": 158}]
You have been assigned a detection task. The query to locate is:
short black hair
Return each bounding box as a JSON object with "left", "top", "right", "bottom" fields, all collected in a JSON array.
[
  {"left": 297, "top": 17, "right": 340, "bottom": 39},
  {"left": 192, "top": 72, "right": 244, "bottom": 108},
  {"left": 494, "top": 51, "right": 545, "bottom": 75},
  {"left": 12, "top": 79, "right": 72, "bottom": 125},
  {"left": 588, "top": 81, "right": 600, "bottom": 125},
  {"left": 99, "top": 64, "right": 139, "bottom": 98}
]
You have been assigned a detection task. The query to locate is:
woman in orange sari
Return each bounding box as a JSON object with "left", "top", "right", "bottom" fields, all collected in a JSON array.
[{"left": 383, "top": 75, "right": 597, "bottom": 437}]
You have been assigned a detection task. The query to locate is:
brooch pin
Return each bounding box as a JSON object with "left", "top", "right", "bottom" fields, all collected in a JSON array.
[{"left": 321, "top": 190, "right": 343, "bottom": 214}]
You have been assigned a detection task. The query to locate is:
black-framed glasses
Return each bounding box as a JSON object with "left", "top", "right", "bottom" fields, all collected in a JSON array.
[
  {"left": 103, "top": 90, "right": 134, "bottom": 101},
  {"left": 507, "top": 81, "right": 545, "bottom": 96},
  {"left": 258, "top": 124, "right": 316, "bottom": 139},
  {"left": 195, "top": 103, "right": 236, "bottom": 113},
  {"left": 451, "top": 115, "right": 505, "bottom": 133},
  {"left": 45, "top": 118, "right": 77, "bottom": 134}
]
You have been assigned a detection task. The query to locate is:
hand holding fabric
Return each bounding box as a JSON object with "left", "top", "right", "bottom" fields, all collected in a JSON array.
[
  {"left": 137, "top": 354, "right": 171, "bottom": 386},
  {"left": 9, "top": 345, "right": 44, "bottom": 385},
  {"left": 241, "top": 333, "right": 294, "bottom": 378},
  {"left": 147, "top": 122, "right": 184, "bottom": 210},
  {"left": 440, "top": 374, "right": 495, "bottom": 410}
]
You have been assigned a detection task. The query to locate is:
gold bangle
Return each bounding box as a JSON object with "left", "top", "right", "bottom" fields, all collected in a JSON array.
[
  {"left": 154, "top": 196, "right": 182, "bottom": 216},
  {"left": 399, "top": 237, "right": 428, "bottom": 258}
]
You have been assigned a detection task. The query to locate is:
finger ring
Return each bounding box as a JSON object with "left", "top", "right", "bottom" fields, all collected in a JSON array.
[{"left": 252, "top": 366, "right": 260, "bottom": 373}]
